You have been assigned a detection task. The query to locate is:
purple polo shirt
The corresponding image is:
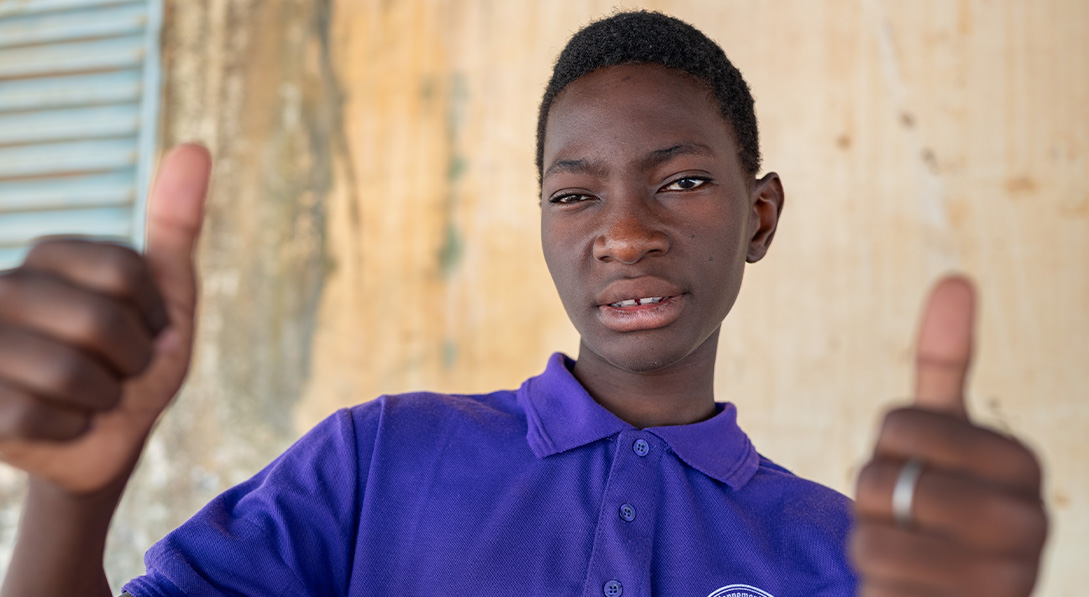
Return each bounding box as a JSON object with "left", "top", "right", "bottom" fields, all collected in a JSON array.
[{"left": 122, "top": 353, "right": 856, "bottom": 597}]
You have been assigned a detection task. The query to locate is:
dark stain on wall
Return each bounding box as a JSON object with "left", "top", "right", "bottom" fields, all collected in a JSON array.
[{"left": 105, "top": 0, "right": 345, "bottom": 585}]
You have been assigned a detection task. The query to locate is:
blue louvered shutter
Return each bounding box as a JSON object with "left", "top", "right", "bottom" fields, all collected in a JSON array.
[{"left": 0, "top": 0, "right": 163, "bottom": 269}]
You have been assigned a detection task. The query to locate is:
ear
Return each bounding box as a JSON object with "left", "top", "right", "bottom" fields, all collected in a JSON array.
[{"left": 746, "top": 172, "right": 784, "bottom": 263}]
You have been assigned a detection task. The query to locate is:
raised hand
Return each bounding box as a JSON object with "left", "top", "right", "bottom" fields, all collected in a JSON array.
[
  {"left": 0, "top": 145, "right": 211, "bottom": 495},
  {"left": 851, "top": 276, "right": 1048, "bottom": 595}
]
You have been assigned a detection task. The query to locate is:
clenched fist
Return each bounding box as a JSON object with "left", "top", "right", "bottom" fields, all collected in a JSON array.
[
  {"left": 0, "top": 145, "right": 212, "bottom": 495},
  {"left": 852, "top": 277, "right": 1048, "bottom": 595}
]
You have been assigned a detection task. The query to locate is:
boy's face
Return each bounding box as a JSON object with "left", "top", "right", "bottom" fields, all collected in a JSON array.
[{"left": 540, "top": 63, "right": 781, "bottom": 373}]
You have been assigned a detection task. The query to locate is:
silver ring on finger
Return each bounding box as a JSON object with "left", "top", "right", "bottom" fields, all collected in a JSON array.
[{"left": 892, "top": 458, "right": 925, "bottom": 527}]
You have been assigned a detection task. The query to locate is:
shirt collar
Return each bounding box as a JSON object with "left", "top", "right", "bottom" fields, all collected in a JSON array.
[
  {"left": 518, "top": 352, "right": 760, "bottom": 489},
  {"left": 521, "top": 353, "right": 631, "bottom": 457}
]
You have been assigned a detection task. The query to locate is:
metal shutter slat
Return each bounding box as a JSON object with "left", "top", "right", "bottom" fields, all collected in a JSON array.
[
  {"left": 0, "top": 171, "right": 135, "bottom": 212},
  {"left": 0, "top": 36, "right": 146, "bottom": 79},
  {"left": 0, "top": 139, "right": 139, "bottom": 179},
  {"left": 0, "top": 3, "right": 147, "bottom": 49},
  {"left": 0, "top": 70, "right": 142, "bottom": 112},
  {"left": 0, "top": 206, "right": 133, "bottom": 246},
  {"left": 0, "top": 0, "right": 140, "bottom": 18},
  {"left": 0, "top": 104, "right": 141, "bottom": 145}
]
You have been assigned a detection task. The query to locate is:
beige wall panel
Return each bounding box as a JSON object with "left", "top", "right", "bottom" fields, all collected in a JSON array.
[{"left": 304, "top": 1, "right": 1087, "bottom": 594}]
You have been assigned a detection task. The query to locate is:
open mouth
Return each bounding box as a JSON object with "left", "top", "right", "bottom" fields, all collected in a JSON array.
[
  {"left": 598, "top": 294, "right": 685, "bottom": 332},
  {"left": 608, "top": 296, "right": 671, "bottom": 308}
]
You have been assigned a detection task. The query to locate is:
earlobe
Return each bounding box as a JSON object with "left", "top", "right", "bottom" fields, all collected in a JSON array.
[{"left": 745, "top": 172, "right": 785, "bottom": 263}]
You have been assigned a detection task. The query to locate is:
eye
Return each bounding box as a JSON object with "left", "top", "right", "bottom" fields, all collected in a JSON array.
[
  {"left": 661, "top": 176, "right": 711, "bottom": 192},
  {"left": 548, "top": 193, "right": 595, "bottom": 205}
]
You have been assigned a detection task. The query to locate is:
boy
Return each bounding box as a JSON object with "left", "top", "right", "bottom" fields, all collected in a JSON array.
[{"left": 0, "top": 11, "right": 1045, "bottom": 596}]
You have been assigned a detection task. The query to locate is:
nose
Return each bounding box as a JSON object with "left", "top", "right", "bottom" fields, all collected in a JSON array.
[{"left": 592, "top": 201, "right": 670, "bottom": 264}]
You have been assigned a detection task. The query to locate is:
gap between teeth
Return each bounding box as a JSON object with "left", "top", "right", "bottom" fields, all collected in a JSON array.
[{"left": 611, "top": 296, "right": 665, "bottom": 308}]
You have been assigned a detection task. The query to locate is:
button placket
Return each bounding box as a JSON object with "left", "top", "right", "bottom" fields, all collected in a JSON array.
[{"left": 580, "top": 431, "right": 662, "bottom": 597}]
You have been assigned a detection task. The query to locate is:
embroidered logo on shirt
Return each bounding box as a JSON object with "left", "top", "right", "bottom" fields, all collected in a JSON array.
[{"left": 705, "top": 584, "right": 775, "bottom": 597}]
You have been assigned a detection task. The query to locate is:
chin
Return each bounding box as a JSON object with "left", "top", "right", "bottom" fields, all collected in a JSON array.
[{"left": 580, "top": 334, "right": 707, "bottom": 374}]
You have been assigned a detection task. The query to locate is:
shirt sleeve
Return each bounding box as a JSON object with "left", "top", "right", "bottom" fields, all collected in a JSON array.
[{"left": 121, "top": 407, "right": 368, "bottom": 597}]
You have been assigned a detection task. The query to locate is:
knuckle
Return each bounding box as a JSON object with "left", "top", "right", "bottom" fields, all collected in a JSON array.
[
  {"left": 23, "top": 238, "right": 66, "bottom": 262},
  {"left": 1005, "top": 562, "right": 1040, "bottom": 596},
  {"left": 963, "top": 558, "right": 1037, "bottom": 596},
  {"left": 46, "top": 348, "right": 87, "bottom": 396},
  {"left": 973, "top": 491, "right": 1015, "bottom": 525},
  {"left": 879, "top": 407, "right": 907, "bottom": 432},
  {"left": 875, "top": 414, "right": 900, "bottom": 448},
  {"left": 130, "top": 342, "right": 154, "bottom": 374},
  {"left": 1009, "top": 442, "right": 1043, "bottom": 489},
  {"left": 1027, "top": 505, "right": 1049, "bottom": 550},
  {"left": 1001, "top": 499, "right": 1049, "bottom": 553},
  {"left": 0, "top": 268, "right": 27, "bottom": 305},
  {"left": 967, "top": 492, "right": 1046, "bottom": 552},
  {"left": 1003, "top": 497, "right": 1042, "bottom": 532},
  {"left": 100, "top": 245, "right": 146, "bottom": 293},
  {"left": 0, "top": 388, "right": 88, "bottom": 442},
  {"left": 878, "top": 407, "right": 920, "bottom": 445},
  {"left": 850, "top": 525, "right": 889, "bottom": 568},
  {"left": 849, "top": 526, "right": 875, "bottom": 568},
  {"left": 856, "top": 583, "right": 898, "bottom": 597},
  {"left": 69, "top": 301, "right": 147, "bottom": 376},
  {"left": 78, "top": 363, "right": 123, "bottom": 410},
  {"left": 855, "top": 460, "right": 893, "bottom": 506},
  {"left": 0, "top": 392, "right": 42, "bottom": 440},
  {"left": 49, "top": 349, "right": 121, "bottom": 410},
  {"left": 74, "top": 297, "right": 126, "bottom": 341},
  {"left": 99, "top": 376, "right": 123, "bottom": 410}
]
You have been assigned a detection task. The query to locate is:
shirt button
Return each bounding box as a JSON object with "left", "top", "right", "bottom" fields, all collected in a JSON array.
[
  {"left": 604, "top": 579, "right": 623, "bottom": 596},
  {"left": 633, "top": 439, "right": 650, "bottom": 456},
  {"left": 619, "top": 503, "right": 636, "bottom": 522}
]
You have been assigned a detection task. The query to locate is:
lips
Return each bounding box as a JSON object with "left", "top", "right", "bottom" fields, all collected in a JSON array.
[
  {"left": 596, "top": 278, "right": 686, "bottom": 332},
  {"left": 596, "top": 278, "right": 683, "bottom": 307}
]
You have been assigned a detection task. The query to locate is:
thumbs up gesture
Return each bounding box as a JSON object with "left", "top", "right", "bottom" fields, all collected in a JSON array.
[
  {"left": 0, "top": 145, "right": 211, "bottom": 495},
  {"left": 851, "top": 277, "right": 1048, "bottom": 595}
]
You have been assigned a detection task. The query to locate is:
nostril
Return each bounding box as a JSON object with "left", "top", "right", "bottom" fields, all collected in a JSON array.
[{"left": 593, "top": 228, "right": 669, "bottom": 264}]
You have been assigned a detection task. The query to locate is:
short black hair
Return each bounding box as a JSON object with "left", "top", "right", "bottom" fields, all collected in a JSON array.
[{"left": 536, "top": 10, "right": 761, "bottom": 182}]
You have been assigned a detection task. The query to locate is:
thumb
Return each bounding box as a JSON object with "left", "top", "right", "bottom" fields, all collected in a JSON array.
[
  {"left": 144, "top": 144, "right": 212, "bottom": 322},
  {"left": 913, "top": 274, "right": 976, "bottom": 418}
]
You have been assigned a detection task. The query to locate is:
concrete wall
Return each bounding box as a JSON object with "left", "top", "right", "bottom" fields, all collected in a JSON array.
[{"left": 0, "top": 0, "right": 1084, "bottom": 593}]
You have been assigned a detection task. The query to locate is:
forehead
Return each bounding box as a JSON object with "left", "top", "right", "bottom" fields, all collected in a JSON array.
[{"left": 542, "top": 64, "right": 735, "bottom": 171}]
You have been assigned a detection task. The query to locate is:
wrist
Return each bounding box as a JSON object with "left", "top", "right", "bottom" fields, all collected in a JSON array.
[{"left": 1, "top": 475, "right": 125, "bottom": 597}]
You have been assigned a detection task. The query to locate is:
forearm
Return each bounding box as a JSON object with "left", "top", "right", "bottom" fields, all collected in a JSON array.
[{"left": 1, "top": 476, "right": 128, "bottom": 597}]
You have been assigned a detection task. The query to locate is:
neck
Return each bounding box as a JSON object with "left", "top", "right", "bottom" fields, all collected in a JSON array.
[{"left": 572, "top": 330, "right": 720, "bottom": 428}]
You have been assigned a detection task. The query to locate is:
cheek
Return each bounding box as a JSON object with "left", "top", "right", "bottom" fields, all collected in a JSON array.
[
  {"left": 541, "top": 223, "right": 580, "bottom": 299},
  {"left": 689, "top": 214, "right": 750, "bottom": 312},
  {"left": 696, "top": 210, "right": 750, "bottom": 262},
  {"left": 541, "top": 223, "right": 560, "bottom": 271}
]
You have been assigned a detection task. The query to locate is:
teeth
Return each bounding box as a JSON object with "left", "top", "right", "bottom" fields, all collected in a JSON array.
[{"left": 610, "top": 296, "right": 666, "bottom": 308}]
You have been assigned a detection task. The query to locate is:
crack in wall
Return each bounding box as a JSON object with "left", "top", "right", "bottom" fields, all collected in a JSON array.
[{"left": 862, "top": 0, "right": 961, "bottom": 274}]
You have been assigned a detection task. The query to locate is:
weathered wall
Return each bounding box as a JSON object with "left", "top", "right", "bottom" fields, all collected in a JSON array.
[
  {"left": 102, "top": 0, "right": 342, "bottom": 584},
  {"left": 0, "top": 0, "right": 1084, "bottom": 594},
  {"left": 306, "top": 1, "right": 1088, "bottom": 594},
  {"left": 0, "top": 0, "right": 343, "bottom": 586}
]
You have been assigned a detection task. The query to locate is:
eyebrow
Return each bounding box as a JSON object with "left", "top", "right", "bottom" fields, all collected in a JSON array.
[
  {"left": 639, "top": 142, "right": 716, "bottom": 170},
  {"left": 543, "top": 157, "right": 608, "bottom": 179},
  {"left": 543, "top": 141, "right": 717, "bottom": 180}
]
